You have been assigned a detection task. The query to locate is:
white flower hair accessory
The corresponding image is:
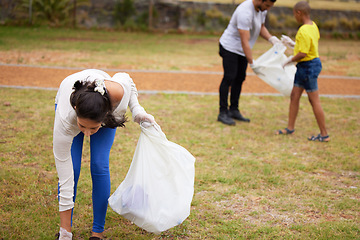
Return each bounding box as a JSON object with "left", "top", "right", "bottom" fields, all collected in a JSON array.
[{"left": 94, "top": 79, "right": 106, "bottom": 95}]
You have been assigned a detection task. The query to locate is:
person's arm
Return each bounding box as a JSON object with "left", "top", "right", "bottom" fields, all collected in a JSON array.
[
  {"left": 292, "top": 52, "right": 307, "bottom": 62},
  {"left": 283, "top": 52, "right": 307, "bottom": 67},
  {"left": 260, "top": 24, "right": 280, "bottom": 45},
  {"left": 53, "top": 112, "right": 78, "bottom": 212},
  {"left": 239, "top": 29, "right": 254, "bottom": 64},
  {"left": 112, "top": 72, "right": 155, "bottom": 124},
  {"left": 260, "top": 24, "right": 272, "bottom": 41}
]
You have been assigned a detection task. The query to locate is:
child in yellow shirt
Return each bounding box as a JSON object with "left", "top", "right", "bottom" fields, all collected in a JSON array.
[{"left": 276, "top": 1, "right": 329, "bottom": 142}]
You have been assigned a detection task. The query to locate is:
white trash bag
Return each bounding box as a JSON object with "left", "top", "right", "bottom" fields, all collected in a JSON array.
[
  {"left": 252, "top": 43, "right": 296, "bottom": 96},
  {"left": 108, "top": 122, "right": 196, "bottom": 234}
]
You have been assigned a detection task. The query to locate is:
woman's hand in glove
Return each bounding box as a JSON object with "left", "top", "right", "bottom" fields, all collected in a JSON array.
[{"left": 134, "top": 112, "right": 155, "bottom": 125}]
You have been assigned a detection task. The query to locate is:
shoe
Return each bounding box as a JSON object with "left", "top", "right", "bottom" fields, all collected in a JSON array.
[
  {"left": 308, "top": 134, "right": 330, "bottom": 142},
  {"left": 276, "top": 128, "right": 295, "bottom": 135},
  {"left": 217, "top": 112, "right": 235, "bottom": 126},
  {"left": 228, "top": 110, "right": 250, "bottom": 122}
]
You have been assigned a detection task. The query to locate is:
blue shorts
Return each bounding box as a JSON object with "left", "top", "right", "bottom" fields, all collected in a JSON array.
[{"left": 294, "top": 58, "right": 322, "bottom": 92}]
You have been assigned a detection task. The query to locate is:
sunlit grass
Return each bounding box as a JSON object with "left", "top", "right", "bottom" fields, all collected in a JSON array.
[
  {"left": 0, "top": 88, "right": 359, "bottom": 239},
  {"left": 1, "top": 26, "right": 359, "bottom": 77}
]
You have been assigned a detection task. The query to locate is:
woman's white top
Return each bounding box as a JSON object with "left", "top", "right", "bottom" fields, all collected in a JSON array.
[
  {"left": 53, "top": 69, "right": 146, "bottom": 212},
  {"left": 219, "top": 0, "right": 267, "bottom": 56}
]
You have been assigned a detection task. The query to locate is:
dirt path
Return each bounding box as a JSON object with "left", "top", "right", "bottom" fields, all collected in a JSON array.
[{"left": 1, "top": 65, "right": 359, "bottom": 96}]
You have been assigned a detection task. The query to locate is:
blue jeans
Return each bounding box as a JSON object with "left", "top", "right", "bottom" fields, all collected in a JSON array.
[
  {"left": 294, "top": 58, "right": 322, "bottom": 92},
  {"left": 55, "top": 105, "right": 116, "bottom": 233}
]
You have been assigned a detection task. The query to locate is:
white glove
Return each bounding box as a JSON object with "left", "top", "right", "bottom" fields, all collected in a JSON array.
[
  {"left": 134, "top": 112, "right": 155, "bottom": 125},
  {"left": 283, "top": 56, "right": 294, "bottom": 68},
  {"left": 141, "top": 121, "right": 153, "bottom": 128},
  {"left": 250, "top": 61, "right": 263, "bottom": 74},
  {"left": 268, "top": 36, "right": 281, "bottom": 45},
  {"left": 281, "top": 35, "right": 295, "bottom": 49}
]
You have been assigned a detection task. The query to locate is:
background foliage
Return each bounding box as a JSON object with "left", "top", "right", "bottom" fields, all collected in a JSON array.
[{"left": 1, "top": 0, "right": 359, "bottom": 36}]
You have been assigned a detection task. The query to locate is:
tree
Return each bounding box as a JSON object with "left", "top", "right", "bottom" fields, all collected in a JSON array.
[
  {"left": 72, "top": 0, "right": 76, "bottom": 27},
  {"left": 114, "top": 0, "right": 136, "bottom": 25},
  {"left": 19, "top": 0, "right": 88, "bottom": 26},
  {"left": 29, "top": 0, "right": 33, "bottom": 24},
  {"left": 149, "top": 0, "right": 154, "bottom": 30},
  {"left": 19, "top": 0, "right": 71, "bottom": 26}
]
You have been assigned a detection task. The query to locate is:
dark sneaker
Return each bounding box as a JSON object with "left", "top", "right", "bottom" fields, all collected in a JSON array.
[
  {"left": 217, "top": 112, "right": 236, "bottom": 126},
  {"left": 228, "top": 110, "right": 250, "bottom": 122}
]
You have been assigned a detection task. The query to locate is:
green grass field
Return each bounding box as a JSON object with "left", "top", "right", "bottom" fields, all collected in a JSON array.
[
  {"left": 0, "top": 88, "right": 359, "bottom": 239},
  {"left": 0, "top": 26, "right": 359, "bottom": 76},
  {"left": 0, "top": 26, "right": 359, "bottom": 239}
]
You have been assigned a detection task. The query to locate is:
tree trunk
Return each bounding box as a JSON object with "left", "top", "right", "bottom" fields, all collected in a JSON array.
[
  {"left": 73, "top": 0, "right": 77, "bottom": 28},
  {"left": 29, "top": 0, "right": 32, "bottom": 25},
  {"left": 149, "top": 0, "right": 154, "bottom": 30}
]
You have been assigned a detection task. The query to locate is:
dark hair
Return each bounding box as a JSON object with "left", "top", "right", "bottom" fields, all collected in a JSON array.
[
  {"left": 70, "top": 80, "right": 127, "bottom": 128},
  {"left": 294, "top": 1, "right": 311, "bottom": 15}
]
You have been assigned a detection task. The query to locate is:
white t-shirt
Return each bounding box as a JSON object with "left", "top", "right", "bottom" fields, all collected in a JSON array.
[
  {"left": 53, "top": 69, "right": 146, "bottom": 212},
  {"left": 219, "top": 0, "right": 267, "bottom": 56}
]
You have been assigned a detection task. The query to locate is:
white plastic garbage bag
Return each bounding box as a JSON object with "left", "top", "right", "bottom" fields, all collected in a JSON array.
[
  {"left": 251, "top": 43, "right": 296, "bottom": 96},
  {"left": 108, "top": 122, "right": 196, "bottom": 234}
]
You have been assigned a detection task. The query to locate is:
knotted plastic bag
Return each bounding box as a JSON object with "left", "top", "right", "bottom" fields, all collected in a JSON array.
[
  {"left": 108, "top": 122, "right": 195, "bottom": 234},
  {"left": 252, "top": 43, "right": 296, "bottom": 96}
]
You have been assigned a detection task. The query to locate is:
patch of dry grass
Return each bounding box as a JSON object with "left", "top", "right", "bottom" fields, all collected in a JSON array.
[{"left": 0, "top": 27, "right": 359, "bottom": 77}]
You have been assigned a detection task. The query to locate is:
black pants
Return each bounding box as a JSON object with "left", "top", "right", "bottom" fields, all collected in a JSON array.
[{"left": 219, "top": 44, "right": 248, "bottom": 113}]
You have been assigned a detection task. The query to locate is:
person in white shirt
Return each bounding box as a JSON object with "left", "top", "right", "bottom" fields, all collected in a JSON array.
[
  {"left": 53, "top": 69, "right": 155, "bottom": 240},
  {"left": 218, "top": 0, "right": 280, "bottom": 125}
]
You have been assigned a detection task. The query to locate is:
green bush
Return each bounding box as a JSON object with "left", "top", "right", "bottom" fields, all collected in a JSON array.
[
  {"left": 14, "top": 0, "right": 89, "bottom": 27},
  {"left": 339, "top": 17, "right": 353, "bottom": 31},
  {"left": 184, "top": 8, "right": 193, "bottom": 18},
  {"left": 17, "top": 0, "right": 72, "bottom": 26},
  {"left": 205, "top": 7, "right": 229, "bottom": 29},
  {"left": 205, "top": 7, "right": 223, "bottom": 19},
  {"left": 219, "top": 15, "right": 230, "bottom": 27},
  {"left": 196, "top": 10, "right": 206, "bottom": 26},
  {"left": 331, "top": 31, "right": 343, "bottom": 39},
  {"left": 267, "top": 13, "right": 279, "bottom": 28},
  {"left": 283, "top": 15, "right": 298, "bottom": 28},
  {"left": 114, "top": 0, "right": 136, "bottom": 25},
  {"left": 322, "top": 18, "right": 338, "bottom": 31},
  {"left": 352, "top": 17, "right": 360, "bottom": 31}
]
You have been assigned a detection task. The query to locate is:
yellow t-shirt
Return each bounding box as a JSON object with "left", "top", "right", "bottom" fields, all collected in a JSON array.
[{"left": 294, "top": 21, "right": 320, "bottom": 62}]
